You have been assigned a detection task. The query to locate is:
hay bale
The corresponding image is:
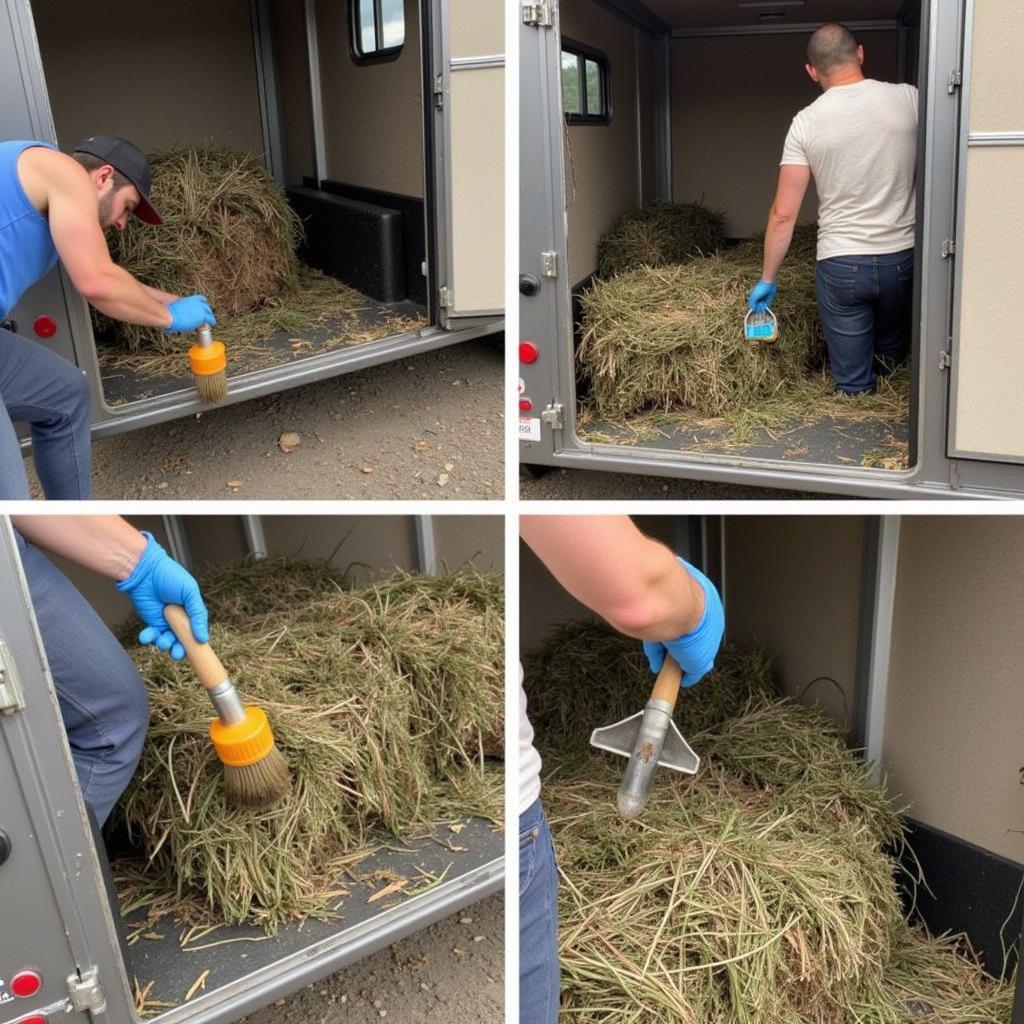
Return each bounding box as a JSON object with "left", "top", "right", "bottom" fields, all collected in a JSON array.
[
  {"left": 578, "top": 235, "right": 824, "bottom": 419},
  {"left": 96, "top": 147, "right": 369, "bottom": 360},
  {"left": 596, "top": 202, "right": 726, "bottom": 278},
  {"left": 547, "top": 759, "right": 904, "bottom": 1023},
  {"left": 523, "top": 620, "right": 775, "bottom": 758},
  {"left": 115, "top": 558, "right": 503, "bottom": 929}
]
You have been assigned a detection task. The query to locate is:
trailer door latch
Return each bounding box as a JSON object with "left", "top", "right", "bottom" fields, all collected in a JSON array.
[
  {"left": 433, "top": 74, "right": 444, "bottom": 109},
  {"left": 947, "top": 69, "right": 962, "bottom": 93},
  {"left": 939, "top": 350, "right": 952, "bottom": 370},
  {"left": 0, "top": 641, "right": 25, "bottom": 715},
  {"left": 941, "top": 238, "right": 955, "bottom": 258},
  {"left": 522, "top": 2, "right": 553, "bottom": 27},
  {"left": 68, "top": 967, "right": 107, "bottom": 1016},
  {"left": 541, "top": 252, "right": 558, "bottom": 278},
  {"left": 541, "top": 403, "right": 564, "bottom": 430}
]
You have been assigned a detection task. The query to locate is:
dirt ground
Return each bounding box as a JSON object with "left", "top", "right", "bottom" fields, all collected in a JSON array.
[
  {"left": 27, "top": 337, "right": 503, "bottom": 500},
  {"left": 239, "top": 894, "right": 503, "bottom": 1024},
  {"left": 520, "top": 466, "right": 845, "bottom": 500}
]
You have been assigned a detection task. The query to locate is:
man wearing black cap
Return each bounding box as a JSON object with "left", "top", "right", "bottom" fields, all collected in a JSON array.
[{"left": 0, "top": 135, "right": 217, "bottom": 499}]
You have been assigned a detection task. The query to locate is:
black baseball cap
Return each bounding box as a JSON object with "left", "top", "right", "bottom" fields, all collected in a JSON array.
[{"left": 73, "top": 135, "right": 162, "bottom": 225}]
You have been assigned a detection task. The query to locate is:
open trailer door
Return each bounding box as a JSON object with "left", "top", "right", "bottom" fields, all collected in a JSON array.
[
  {"left": 945, "top": 0, "right": 1024, "bottom": 464},
  {"left": 433, "top": 0, "right": 505, "bottom": 326}
]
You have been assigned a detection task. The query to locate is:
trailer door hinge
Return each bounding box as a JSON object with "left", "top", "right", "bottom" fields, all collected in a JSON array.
[
  {"left": 939, "top": 349, "right": 952, "bottom": 370},
  {"left": 439, "top": 286, "right": 452, "bottom": 309},
  {"left": 541, "top": 402, "right": 564, "bottom": 430},
  {"left": 540, "top": 251, "right": 558, "bottom": 278},
  {"left": 522, "top": 2, "right": 553, "bottom": 27},
  {"left": 0, "top": 642, "right": 25, "bottom": 714},
  {"left": 947, "top": 69, "right": 962, "bottom": 93},
  {"left": 941, "top": 238, "right": 956, "bottom": 258},
  {"left": 68, "top": 967, "right": 107, "bottom": 1016},
  {"left": 433, "top": 74, "right": 444, "bottom": 109}
]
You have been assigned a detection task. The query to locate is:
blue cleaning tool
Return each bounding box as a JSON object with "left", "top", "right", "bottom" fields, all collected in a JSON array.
[{"left": 744, "top": 308, "right": 778, "bottom": 344}]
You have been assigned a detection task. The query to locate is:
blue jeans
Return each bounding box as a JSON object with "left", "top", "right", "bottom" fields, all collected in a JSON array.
[
  {"left": 815, "top": 249, "right": 914, "bottom": 395},
  {"left": 520, "top": 798, "right": 559, "bottom": 1024},
  {"left": 16, "top": 529, "right": 148, "bottom": 825},
  {"left": 0, "top": 327, "right": 92, "bottom": 499}
]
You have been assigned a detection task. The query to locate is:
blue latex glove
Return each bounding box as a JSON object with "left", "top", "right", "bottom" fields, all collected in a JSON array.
[
  {"left": 747, "top": 279, "right": 778, "bottom": 313},
  {"left": 116, "top": 532, "right": 209, "bottom": 660},
  {"left": 642, "top": 558, "right": 724, "bottom": 688},
  {"left": 165, "top": 294, "right": 216, "bottom": 333}
]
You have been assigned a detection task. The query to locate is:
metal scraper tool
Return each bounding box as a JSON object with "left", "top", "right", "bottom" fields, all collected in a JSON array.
[{"left": 589, "top": 654, "right": 700, "bottom": 819}]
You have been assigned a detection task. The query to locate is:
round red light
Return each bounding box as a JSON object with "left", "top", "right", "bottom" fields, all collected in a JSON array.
[
  {"left": 11, "top": 971, "right": 41, "bottom": 998},
  {"left": 33, "top": 316, "right": 57, "bottom": 339},
  {"left": 519, "top": 398, "right": 533, "bottom": 411},
  {"left": 519, "top": 341, "right": 539, "bottom": 364}
]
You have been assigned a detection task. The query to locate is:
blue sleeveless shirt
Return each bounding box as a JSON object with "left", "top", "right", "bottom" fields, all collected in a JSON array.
[{"left": 0, "top": 140, "right": 59, "bottom": 317}]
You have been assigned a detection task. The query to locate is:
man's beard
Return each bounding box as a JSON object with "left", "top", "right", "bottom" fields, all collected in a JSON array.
[{"left": 97, "top": 190, "right": 116, "bottom": 231}]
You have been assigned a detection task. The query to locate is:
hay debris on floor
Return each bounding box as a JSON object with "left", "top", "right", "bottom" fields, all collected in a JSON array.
[
  {"left": 527, "top": 621, "right": 1015, "bottom": 1023},
  {"left": 95, "top": 147, "right": 421, "bottom": 377},
  {"left": 114, "top": 558, "right": 503, "bottom": 932},
  {"left": 597, "top": 202, "right": 726, "bottom": 278}
]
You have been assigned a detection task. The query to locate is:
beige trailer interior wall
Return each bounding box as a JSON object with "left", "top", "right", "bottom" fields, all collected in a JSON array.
[
  {"left": 32, "top": 0, "right": 265, "bottom": 155},
  {"left": 670, "top": 31, "right": 898, "bottom": 238},
  {"left": 561, "top": 0, "right": 640, "bottom": 283},
  {"left": 41, "top": 516, "right": 502, "bottom": 629},
  {"left": 637, "top": 32, "right": 660, "bottom": 205},
  {"left": 724, "top": 517, "right": 863, "bottom": 725},
  {"left": 271, "top": 0, "right": 317, "bottom": 185},
  {"left": 950, "top": 0, "right": 1024, "bottom": 459},
  {"left": 884, "top": 517, "right": 1024, "bottom": 864},
  {"left": 316, "top": 0, "right": 424, "bottom": 198}
]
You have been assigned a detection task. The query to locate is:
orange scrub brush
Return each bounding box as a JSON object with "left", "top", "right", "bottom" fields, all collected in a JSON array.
[
  {"left": 164, "top": 605, "right": 291, "bottom": 810},
  {"left": 189, "top": 324, "right": 228, "bottom": 403}
]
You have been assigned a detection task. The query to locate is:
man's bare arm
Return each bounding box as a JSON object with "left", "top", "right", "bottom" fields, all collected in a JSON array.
[
  {"left": 520, "top": 516, "right": 704, "bottom": 640},
  {"left": 141, "top": 283, "right": 180, "bottom": 305},
  {"left": 35, "top": 151, "right": 173, "bottom": 327},
  {"left": 762, "top": 164, "right": 812, "bottom": 282},
  {"left": 12, "top": 515, "right": 146, "bottom": 581}
]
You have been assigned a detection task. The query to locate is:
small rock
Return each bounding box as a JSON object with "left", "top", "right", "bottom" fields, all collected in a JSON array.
[
  {"left": 459, "top": 916, "right": 473, "bottom": 925},
  {"left": 156, "top": 481, "right": 168, "bottom": 489},
  {"left": 379, "top": 1013, "right": 387, "bottom": 1019},
  {"left": 278, "top": 432, "right": 301, "bottom": 453},
  {"left": 372, "top": 999, "right": 382, "bottom": 1009},
  {"left": 227, "top": 480, "right": 242, "bottom": 490},
  {"left": 361, "top": 465, "right": 375, "bottom": 474},
  {"left": 474, "top": 935, "right": 485, "bottom": 942},
  {"left": 444, "top": 462, "right": 454, "bottom": 472},
  {"left": 438, "top": 473, "right": 449, "bottom": 486}
]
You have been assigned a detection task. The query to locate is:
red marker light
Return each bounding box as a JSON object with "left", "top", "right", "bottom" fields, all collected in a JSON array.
[
  {"left": 519, "top": 399, "right": 533, "bottom": 411},
  {"left": 11, "top": 971, "right": 42, "bottom": 998},
  {"left": 33, "top": 316, "right": 57, "bottom": 339},
  {"left": 17, "top": 1017, "right": 47, "bottom": 1024},
  {"left": 519, "top": 341, "right": 539, "bottom": 364}
]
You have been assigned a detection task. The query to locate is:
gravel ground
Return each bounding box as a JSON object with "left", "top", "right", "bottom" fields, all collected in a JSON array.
[
  {"left": 27, "top": 338, "right": 503, "bottom": 500},
  {"left": 520, "top": 467, "right": 847, "bottom": 500},
  {"left": 239, "top": 894, "right": 503, "bottom": 1024}
]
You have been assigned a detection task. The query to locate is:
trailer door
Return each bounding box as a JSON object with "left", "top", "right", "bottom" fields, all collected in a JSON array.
[
  {"left": 945, "top": 0, "right": 1024, "bottom": 463},
  {"left": 0, "top": 520, "right": 136, "bottom": 1024},
  {"left": 433, "top": 0, "right": 504, "bottom": 324}
]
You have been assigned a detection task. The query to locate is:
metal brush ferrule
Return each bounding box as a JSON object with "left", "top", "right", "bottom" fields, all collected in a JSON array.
[
  {"left": 197, "top": 323, "right": 214, "bottom": 348},
  {"left": 205, "top": 678, "right": 246, "bottom": 726},
  {"left": 616, "top": 698, "right": 673, "bottom": 819}
]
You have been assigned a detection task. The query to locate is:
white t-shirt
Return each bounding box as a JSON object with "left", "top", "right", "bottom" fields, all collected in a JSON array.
[
  {"left": 519, "top": 672, "right": 542, "bottom": 815},
  {"left": 781, "top": 79, "right": 918, "bottom": 260}
]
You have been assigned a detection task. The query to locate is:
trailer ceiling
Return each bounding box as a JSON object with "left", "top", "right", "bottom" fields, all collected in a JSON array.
[{"left": 636, "top": 0, "right": 908, "bottom": 30}]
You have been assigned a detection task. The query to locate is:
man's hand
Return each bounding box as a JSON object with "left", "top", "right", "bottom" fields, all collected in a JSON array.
[
  {"left": 643, "top": 559, "right": 724, "bottom": 687},
  {"left": 747, "top": 279, "right": 778, "bottom": 313},
  {"left": 165, "top": 295, "right": 216, "bottom": 333},
  {"left": 116, "top": 532, "right": 209, "bottom": 660}
]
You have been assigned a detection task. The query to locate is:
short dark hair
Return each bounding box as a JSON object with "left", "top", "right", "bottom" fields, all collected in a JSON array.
[
  {"left": 72, "top": 151, "right": 132, "bottom": 190},
  {"left": 807, "top": 23, "right": 859, "bottom": 74}
]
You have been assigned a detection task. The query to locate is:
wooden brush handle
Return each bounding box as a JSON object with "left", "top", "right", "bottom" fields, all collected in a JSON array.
[
  {"left": 164, "top": 605, "right": 229, "bottom": 690},
  {"left": 650, "top": 654, "right": 682, "bottom": 708}
]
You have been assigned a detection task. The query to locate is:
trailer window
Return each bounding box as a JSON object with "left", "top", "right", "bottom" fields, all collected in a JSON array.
[
  {"left": 350, "top": 0, "right": 404, "bottom": 63},
  {"left": 561, "top": 41, "right": 609, "bottom": 123}
]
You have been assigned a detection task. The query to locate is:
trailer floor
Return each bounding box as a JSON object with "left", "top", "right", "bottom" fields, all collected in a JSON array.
[
  {"left": 97, "top": 298, "right": 428, "bottom": 407},
  {"left": 116, "top": 817, "right": 502, "bottom": 1016},
  {"left": 579, "top": 407, "right": 909, "bottom": 469}
]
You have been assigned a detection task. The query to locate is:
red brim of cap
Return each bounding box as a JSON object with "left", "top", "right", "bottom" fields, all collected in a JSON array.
[{"left": 133, "top": 196, "right": 163, "bottom": 226}]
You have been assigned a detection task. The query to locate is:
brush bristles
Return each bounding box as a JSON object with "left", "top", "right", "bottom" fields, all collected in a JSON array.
[
  {"left": 195, "top": 370, "right": 228, "bottom": 404},
  {"left": 223, "top": 745, "right": 292, "bottom": 810}
]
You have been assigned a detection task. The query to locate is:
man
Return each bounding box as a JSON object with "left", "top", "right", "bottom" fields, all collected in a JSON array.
[
  {"left": 12, "top": 515, "right": 209, "bottom": 826},
  {"left": 748, "top": 24, "right": 918, "bottom": 396},
  {"left": 1, "top": 136, "right": 217, "bottom": 499},
  {"left": 518, "top": 516, "right": 725, "bottom": 1024}
]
